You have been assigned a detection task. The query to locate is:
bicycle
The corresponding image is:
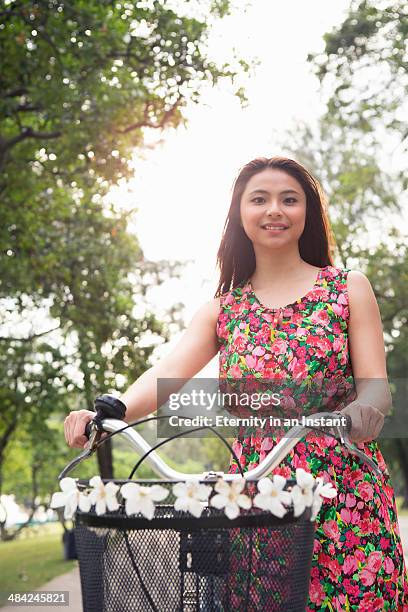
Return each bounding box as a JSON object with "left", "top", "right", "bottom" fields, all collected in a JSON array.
[{"left": 55, "top": 395, "right": 383, "bottom": 612}]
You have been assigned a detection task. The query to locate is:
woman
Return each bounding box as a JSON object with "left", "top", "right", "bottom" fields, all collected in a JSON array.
[{"left": 65, "top": 156, "right": 408, "bottom": 610}]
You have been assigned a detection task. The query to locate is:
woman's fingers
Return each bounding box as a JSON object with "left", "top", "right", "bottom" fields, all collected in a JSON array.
[
  {"left": 342, "top": 402, "right": 385, "bottom": 444},
  {"left": 350, "top": 405, "right": 364, "bottom": 443},
  {"left": 64, "top": 410, "right": 95, "bottom": 448}
]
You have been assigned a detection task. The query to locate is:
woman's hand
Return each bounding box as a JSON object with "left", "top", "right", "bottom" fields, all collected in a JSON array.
[
  {"left": 64, "top": 409, "right": 95, "bottom": 449},
  {"left": 339, "top": 400, "right": 385, "bottom": 444}
]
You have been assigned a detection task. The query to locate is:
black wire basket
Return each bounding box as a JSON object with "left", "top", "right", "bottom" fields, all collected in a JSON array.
[{"left": 73, "top": 478, "right": 315, "bottom": 612}]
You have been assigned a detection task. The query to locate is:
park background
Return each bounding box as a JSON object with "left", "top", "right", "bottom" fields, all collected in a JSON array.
[{"left": 0, "top": 0, "right": 407, "bottom": 604}]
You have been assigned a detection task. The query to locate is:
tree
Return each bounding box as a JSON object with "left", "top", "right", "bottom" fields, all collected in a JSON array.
[
  {"left": 0, "top": 0, "right": 250, "bottom": 498},
  {"left": 307, "top": 0, "right": 408, "bottom": 158},
  {"left": 0, "top": 0, "right": 249, "bottom": 300}
]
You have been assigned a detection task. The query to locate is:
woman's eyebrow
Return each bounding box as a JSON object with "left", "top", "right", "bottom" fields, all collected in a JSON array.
[{"left": 248, "top": 188, "right": 300, "bottom": 196}]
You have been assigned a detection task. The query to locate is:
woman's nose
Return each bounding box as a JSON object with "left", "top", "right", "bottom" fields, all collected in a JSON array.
[{"left": 266, "top": 201, "right": 283, "bottom": 215}]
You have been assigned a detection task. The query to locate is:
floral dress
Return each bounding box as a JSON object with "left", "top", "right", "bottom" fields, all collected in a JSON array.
[{"left": 216, "top": 265, "right": 408, "bottom": 611}]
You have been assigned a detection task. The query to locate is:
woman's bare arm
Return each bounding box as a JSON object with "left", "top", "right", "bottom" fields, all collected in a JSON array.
[
  {"left": 64, "top": 297, "right": 222, "bottom": 447},
  {"left": 340, "top": 270, "right": 392, "bottom": 443},
  {"left": 347, "top": 270, "right": 392, "bottom": 414},
  {"left": 120, "top": 297, "right": 221, "bottom": 422}
]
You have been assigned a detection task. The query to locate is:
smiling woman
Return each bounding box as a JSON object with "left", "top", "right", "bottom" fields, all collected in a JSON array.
[
  {"left": 64, "top": 154, "right": 408, "bottom": 610},
  {"left": 215, "top": 157, "right": 334, "bottom": 297},
  {"left": 212, "top": 156, "right": 408, "bottom": 610}
]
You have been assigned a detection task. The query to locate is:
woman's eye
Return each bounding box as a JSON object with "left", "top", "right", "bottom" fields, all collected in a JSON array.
[
  {"left": 284, "top": 198, "right": 297, "bottom": 204},
  {"left": 251, "top": 197, "right": 265, "bottom": 204}
]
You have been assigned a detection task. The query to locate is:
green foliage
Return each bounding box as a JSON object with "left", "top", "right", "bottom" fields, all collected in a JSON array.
[
  {"left": 307, "top": 0, "right": 408, "bottom": 139},
  {"left": 0, "top": 0, "right": 251, "bottom": 531}
]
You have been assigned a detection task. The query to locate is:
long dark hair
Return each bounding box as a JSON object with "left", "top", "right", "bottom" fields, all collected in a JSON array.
[{"left": 214, "top": 156, "right": 336, "bottom": 297}]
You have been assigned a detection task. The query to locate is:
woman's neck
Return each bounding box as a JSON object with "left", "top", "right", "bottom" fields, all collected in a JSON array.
[{"left": 250, "top": 252, "right": 312, "bottom": 286}]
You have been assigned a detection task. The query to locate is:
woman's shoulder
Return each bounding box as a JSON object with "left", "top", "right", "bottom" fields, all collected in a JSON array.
[
  {"left": 344, "top": 269, "right": 375, "bottom": 301},
  {"left": 325, "top": 267, "right": 375, "bottom": 310}
]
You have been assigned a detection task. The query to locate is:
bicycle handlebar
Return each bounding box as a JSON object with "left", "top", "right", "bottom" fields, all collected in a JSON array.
[{"left": 59, "top": 410, "right": 383, "bottom": 481}]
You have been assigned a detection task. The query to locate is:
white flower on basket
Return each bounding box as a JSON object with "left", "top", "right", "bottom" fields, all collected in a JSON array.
[
  {"left": 310, "top": 477, "right": 338, "bottom": 522},
  {"left": 291, "top": 468, "right": 316, "bottom": 517},
  {"left": 50, "top": 477, "right": 91, "bottom": 520},
  {"left": 172, "top": 480, "right": 212, "bottom": 518},
  {"left": 88, "top": 476, "right": 120, "bottom": 515},
  {"left": 253, "top": 475, "right": 292, "bottom": 518},
  {"left": 209, "top": 478, "right": 252, "bottom": 520},
  {"left": 120, "top": 483, "right": 169, "bottom": 520}
]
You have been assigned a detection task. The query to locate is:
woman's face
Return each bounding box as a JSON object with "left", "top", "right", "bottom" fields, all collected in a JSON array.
[{"left": 239, "top": 168, "right": 307, "bottom": 249}]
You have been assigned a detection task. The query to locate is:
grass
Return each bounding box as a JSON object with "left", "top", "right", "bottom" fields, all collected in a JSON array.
[{"left": 0, "top": 523, "right": 76, "bottom": 607}]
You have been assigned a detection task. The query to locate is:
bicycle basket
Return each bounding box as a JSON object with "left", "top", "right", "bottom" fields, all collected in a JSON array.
[{"left": 73, "top": 478, "right": 315, "bottom": 612}]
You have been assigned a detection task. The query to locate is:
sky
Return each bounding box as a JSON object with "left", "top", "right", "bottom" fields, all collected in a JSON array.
[{"left": 105, "top": 0, "right": 404, "bottom": 378}]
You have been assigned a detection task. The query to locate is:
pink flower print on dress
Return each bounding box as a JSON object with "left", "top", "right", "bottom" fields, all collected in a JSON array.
[
  {"left": 361, "top": 568, "right": 376, "bottom": 587},
  {"left": 232, "top": 334, "right": 247, "bottom": 353},
  {"left": 245, "top": 354, "right": 257, "bottom": 369},
  {"left": 332, "top": 336, "right": 344, "bottom": 352},
  {"left": 345, "top": 493, "right": 357, "bottom": 508},
  {"left": 322, "top": 519, "right": 340, "bottom": 542},
  {"left": 229, "top": 301, "right": 243, "bottom": 316},
  {"left": 318, "top": 553, "right": 341, "bottom": 581},
  {"left": 309, "top": 580, "right": 325, "bottom": 606},
  {"left": 310, "top": 308, "right": 330, "bottom": 327},
  {"left": 260, "top": 437, "right": 273, "bottom": 452},
  {"left": 343, "top": 555, "right": 358, "bottom": 575},
  {"left": 370, "top": 517, "right": 381, "bottom": 535},
  {"left": 227, "top": 364, "right": 242, "bottom": 378},
  {"left": 309, "top": 286, "right": 330, "bottom": 302},
  {"left": 366, "top": 551, "right": 382, "bottom": 573},
  {"left": 216, "top": 314, "right": 229, "bottom": 340},
  {"left": 360, "top": 592, "right": 385, "bottom": 610},
  {"left": 248, "top": 312, "right": 260, "bottom": 327},
  {"left": 271, "top": 338, "right": 288, "bottom": 355},
  {"left": 380, "top": 536, "right": 391, "bottom": 551},
  {"left": 314, "top": 336, "right": 332, "bottom": 357},
  {"left": 296, "top": 326, "right": 309, "bottom": 338},
  {"left": 291, "top": 312, "right": 304, "bottom": 325},
  {"left": 357, "top": 481, "right": 374, "bottom": 502},
  {"left": 218, "top": 266, "right": 408, "bottom": 609},
  {"left": 343, "top": 579, "right": 360, "bottom": 598},
  {"left": 288, "top": 356, "right": 309, "bottom": 381},
  {"left": 332, "top": 302, "right": 344, "bottom": 317},
  {"left": 222, "top": 293, "right": 235, "bottom": 307},
  {"left": 340, "top": 508, "right": 360, "bottom": 524}
]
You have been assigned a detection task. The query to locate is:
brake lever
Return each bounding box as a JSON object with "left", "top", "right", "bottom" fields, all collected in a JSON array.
[
  {"left": 313, "top": 412, "right": 383, "bottom": 479},
  {"left": 341, "top": 433, "right": 383, "bottom": 478},
  {"left": 58, "top": 422, "right": 101, "bottom": 480}
]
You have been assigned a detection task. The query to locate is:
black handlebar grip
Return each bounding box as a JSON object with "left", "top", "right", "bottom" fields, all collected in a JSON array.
[
  {"left": 84, "top": 420, "right": 93, "bottom": 439},
  {"left": 84, "top": 395, "right": 127, "bottom": 439}
]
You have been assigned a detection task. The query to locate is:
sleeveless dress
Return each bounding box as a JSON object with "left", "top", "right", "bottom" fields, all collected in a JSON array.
[{"left": 215, "top": 265, "right": 408, "bottom": 611}]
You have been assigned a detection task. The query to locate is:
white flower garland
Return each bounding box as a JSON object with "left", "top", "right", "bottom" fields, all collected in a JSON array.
[{"left": 50, "top": 468, "right": 337, "bottom": 522}]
